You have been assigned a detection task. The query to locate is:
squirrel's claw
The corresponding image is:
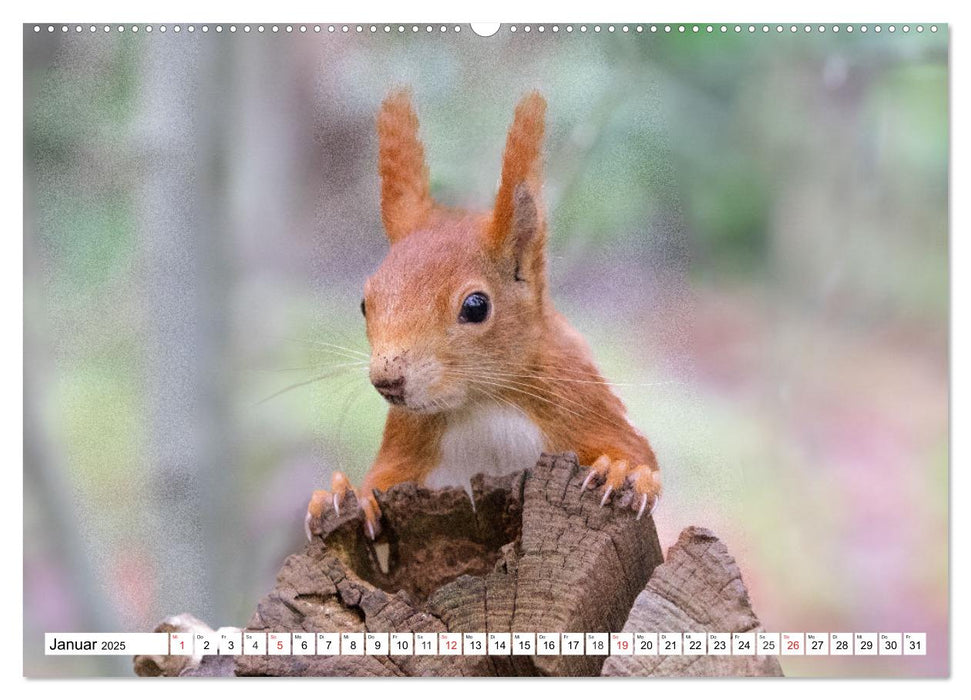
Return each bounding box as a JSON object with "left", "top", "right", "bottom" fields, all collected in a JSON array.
[
  {"left": 585, "top": 454, "right": 628, "bottom": 508},
  {"left": 304, "top": 471, "right": 356, "bottom": 540},
  {"left": 628, "top": 463, "right": 662, "bottom": 520},
  {"left": 359, "top": 492, "right": 383, "bottom": 541},
  {"left": 599, "top": 485, "right": 613, "bottom": 507},
  {"left": 304, "top": 509, "right": 314, "bottom": 542},
  {"left": 305, "top": 488, "right": 331, "bottom": 540},
  {"left": 582, "top": 454, "right": 610, "bottom": 492},
  {"left": 581, "top": 469, "right": 599, "bottom": 491},
  {"left": 331, "top": 472, "right": 351, "bottom": 517}
]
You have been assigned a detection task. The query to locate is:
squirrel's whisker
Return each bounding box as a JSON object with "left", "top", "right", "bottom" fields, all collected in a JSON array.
[
  {"left": 455, "top": 374, "right": 594, "bottom": 425},
  {"left": 256, "top": 366, "right": 367, "bottom": 405},
  {"left": 279, "top": 336, "right": 370, "bottom": 360},
  {"left": 448, "top": 360, "right": 679, "bottom": 389},
  {"left": 336, "top": 381, "right": 369, "bottom": 445},
  {"left": 470, "top": 383, "right": 533, "bottom": 425},
  {"left": 301, "top": 339, "right": 370, "bottom": 357},
  {"left": 258, "top": 360, "right": 369, "bottom": 373},
  {"left": 446, "top": 369, "right": 617, "bottom": 424}
]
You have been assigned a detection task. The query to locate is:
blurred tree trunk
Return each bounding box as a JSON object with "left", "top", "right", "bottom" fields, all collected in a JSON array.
[
  {"left": 225, "top": 36, "right": 318, "bottom": 610},
  {"left": 136, "top": 30, "right": 236, "bottom": 627}
]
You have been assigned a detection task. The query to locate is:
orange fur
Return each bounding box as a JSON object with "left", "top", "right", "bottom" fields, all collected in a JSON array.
[
  {"left": 309, "top": 91, "right": 660, "bottom": 539},
  {"left": 377, "top": 90, "right": 433, "bottom": 242},
  {"left": 489, "top": 92, "right": 546, "bottom": 250}
]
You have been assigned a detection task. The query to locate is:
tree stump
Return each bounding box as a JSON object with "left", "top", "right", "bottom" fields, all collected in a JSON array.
[
  {"left": 134, "top": 452, "right": 782, "bottom": 677},
  {"left": 602, "top": 527, "right": 783, "bottom": 677}
]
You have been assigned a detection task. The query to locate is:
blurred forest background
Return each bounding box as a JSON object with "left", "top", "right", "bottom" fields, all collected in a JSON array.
[{"left": 23, "top": 24, "right": 947, "bottom": 677}]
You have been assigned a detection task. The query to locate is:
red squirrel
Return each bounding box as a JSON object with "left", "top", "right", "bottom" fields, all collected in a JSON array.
[{"left": 306, "top": 90, "right": 661, "bottom": 540}]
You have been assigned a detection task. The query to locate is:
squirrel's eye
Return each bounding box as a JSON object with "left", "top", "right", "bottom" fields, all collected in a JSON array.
[
  {"left": 458, "top": 292, "right": 490, "bottom": 324},
  {"left": 360, "top": 299, "right": 366, "bottom": 317}
]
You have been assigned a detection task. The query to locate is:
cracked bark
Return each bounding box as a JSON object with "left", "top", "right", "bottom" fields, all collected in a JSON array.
[{"left": 134, "top": 453, "right": 782, "bottom": 677}]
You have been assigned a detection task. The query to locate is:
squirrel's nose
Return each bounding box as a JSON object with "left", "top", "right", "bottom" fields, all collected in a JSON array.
[{"left": 372, "top": 376, "right": 406, "bottom": 404}]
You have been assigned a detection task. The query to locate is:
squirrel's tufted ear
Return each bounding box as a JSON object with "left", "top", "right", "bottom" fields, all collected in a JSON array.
[
  {"left": 378, "top": 90, "right": 433, "bottom": 244},
  {"left": 488, "top": 93, "right": 547, "bottom": 280}
]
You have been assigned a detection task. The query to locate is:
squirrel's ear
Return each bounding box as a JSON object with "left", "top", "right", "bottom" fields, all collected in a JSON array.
[
  {"left": 488, "top": 93, "right": 547, "bottom": 274},
  {"left": 378, "top": 90, "right": 433, "bottom": 244}
]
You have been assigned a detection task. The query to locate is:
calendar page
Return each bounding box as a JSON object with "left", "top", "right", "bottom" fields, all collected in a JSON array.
[{"left": 23, "top": 18, "right": 948, "bottom": 679}]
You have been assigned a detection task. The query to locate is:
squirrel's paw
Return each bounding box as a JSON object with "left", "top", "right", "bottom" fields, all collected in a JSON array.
[
  {"left": 304, "top": 472, "right": 384, "bottom": 541},
  {"left": 582, "top": 455, "right": 661, "bottom": 519},
  {"left": 626, "top": 463, "right": 662, "bottom": 520},
  {"left": 582, "top": 454, "right": 629, "bottom": 507},
  {"left": 304, "top": 471, "right": 352, "bottom": 540}
]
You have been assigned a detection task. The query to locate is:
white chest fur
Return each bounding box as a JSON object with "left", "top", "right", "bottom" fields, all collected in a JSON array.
[{"left": 424, "top": 405, "right": 546, "bottom": 498}]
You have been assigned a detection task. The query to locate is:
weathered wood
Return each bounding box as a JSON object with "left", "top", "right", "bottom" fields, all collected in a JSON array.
[
  {"left": 135, "top": 453, "right": 782, "bottom": 677},
  {"left": 235, "top": 452, "right": 663, "bottom": 676},
  {"left": 602, "top": 526, "right": 784, "bottom": 677}
]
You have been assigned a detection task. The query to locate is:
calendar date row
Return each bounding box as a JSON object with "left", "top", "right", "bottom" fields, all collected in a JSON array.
[{"left": 164, "top": 631, "right": 926, "bottom": 657}]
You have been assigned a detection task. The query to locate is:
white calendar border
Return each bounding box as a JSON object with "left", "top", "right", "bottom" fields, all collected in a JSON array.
[{"left": 7, "top": 0, "right": 962, "bottom": 697}]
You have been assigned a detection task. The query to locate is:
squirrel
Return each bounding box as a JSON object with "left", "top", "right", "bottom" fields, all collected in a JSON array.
[{"left": 306, "top": 90, "right": 661, "bottom": 541}]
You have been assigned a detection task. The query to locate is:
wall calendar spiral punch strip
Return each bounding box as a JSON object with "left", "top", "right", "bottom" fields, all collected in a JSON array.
[{"left": 30, "top": 23, "right": 942, "bottom": 34}]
